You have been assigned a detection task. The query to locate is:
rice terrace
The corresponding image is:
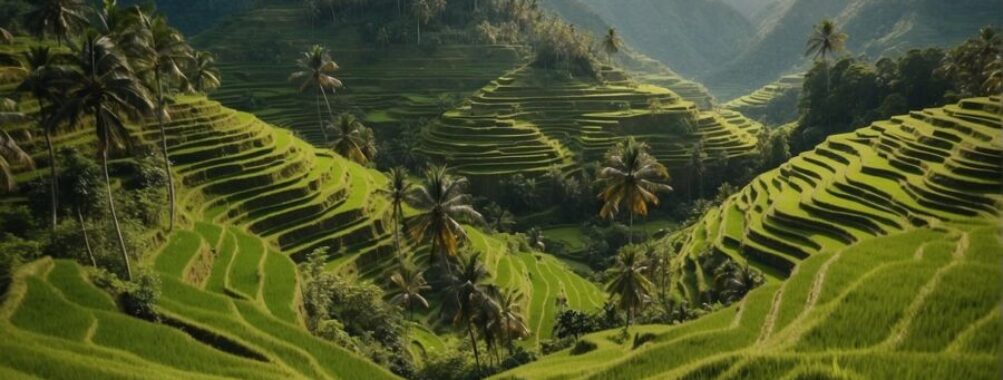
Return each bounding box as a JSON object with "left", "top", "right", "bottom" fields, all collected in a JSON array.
[{"left": 0, "top": 0, "right": 999, "bottom": 379}]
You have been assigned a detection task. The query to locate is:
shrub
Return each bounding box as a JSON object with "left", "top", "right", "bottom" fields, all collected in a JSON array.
[
  {"left": 632, "top": 332, "right": 657, "bottom": 349},
  {"left": 570, "top": 339, "right": 598, "bottom": 355}
]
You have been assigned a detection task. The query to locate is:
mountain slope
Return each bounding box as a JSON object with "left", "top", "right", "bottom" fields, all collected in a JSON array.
[
  {"left": 496, "top": 97, "right": 1002, "bottom": 378},
  {"left": 703, "top": 0, "right": 1001, "bottom": 99},
  {"left": 578, "top": 0, "right": 754, "bottom": 79}
]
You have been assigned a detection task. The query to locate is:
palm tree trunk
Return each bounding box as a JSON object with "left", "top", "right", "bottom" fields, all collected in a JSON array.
[
  {"left": 628, "top": 211, "right": 634, "bottom": 245},
  {"left": 315, "top": 91, "right": 327, "bottom": 142},
  {"left": 45, "top": 130, "right": 58, "bottom": 231},
  {"left": 77, "top": 207, "right": 96, "bottom": 267},
  {"left": 393, "top": 207, "right": 402, "bottom": 264},
  {"left": 101, "top": 120, "right": 132, "bottom": 281},
  {"left": 156, "top": 74, "right": 177, "bottom": 232},
  {"left": 416, "top": 15, "right": 422, "bottom": 46},
  {"left": 467, "top": 322, "right": 481, "bottom": 371},
  {"left": 319, "top": 86, "right": 336, "bottom": 142}
]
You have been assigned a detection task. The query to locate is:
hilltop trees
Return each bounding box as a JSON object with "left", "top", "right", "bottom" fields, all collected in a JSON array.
[
  {"left": 290, "top": 45, "right": 343, "bottom": 142},
  {"left": 412, "top": 0, "right": 447, "bottom": 45},
  {"left": 940, "top": 26, "right": 1001, "bottom": 97},
  {"left": 597, "top": 137, "right": 672, "bottom": 244},
  {"left": 184, "top": 51, "right": 221, "bottom": 93}
]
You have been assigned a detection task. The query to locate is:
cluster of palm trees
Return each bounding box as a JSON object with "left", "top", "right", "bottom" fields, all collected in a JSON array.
[
  {"left": 287, "top": 44, "right": 379, "bottom": 164},
  {"left": 3, "top": 0, "right": 220, "bottom": 280},
  {"left": 378, "top": 164, "right": 530, "bottom": 370}
]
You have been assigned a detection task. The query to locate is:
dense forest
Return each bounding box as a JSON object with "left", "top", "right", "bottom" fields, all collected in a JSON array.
[{"left": 0, "top": 0, "right": 999, "bottom": 379}]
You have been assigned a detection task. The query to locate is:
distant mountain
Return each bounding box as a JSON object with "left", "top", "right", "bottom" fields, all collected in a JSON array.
[
  {"left": 577, "top": 0, "right": 755, "bottom": 78},
  {"left": 720, "top": 0, "right": 785, "bottom": 26},
  {"left": 702, "top": 0, "right": 1001, "bottom": 100}
]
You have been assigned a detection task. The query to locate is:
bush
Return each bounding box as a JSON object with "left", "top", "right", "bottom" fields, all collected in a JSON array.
[
  {"left": 632, "top": 333, "right": 656, "bottom": 349},
  {"left": 540, "top": 336, "right": 576, "bottom": 354},
  {"left": 0, "top": 234, "right": 43, "bottom": 296},
  {"left": 121, "top": 269, "right": 161, "bottom": 321},
  {"left": 570, "top": 339, "right": 597, "bottom": 355}
]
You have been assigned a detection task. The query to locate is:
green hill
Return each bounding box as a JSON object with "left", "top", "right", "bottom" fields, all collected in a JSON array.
[
  {"left": 495, "top": 97, "right": 1002, "bottom": 378},
  {"left": 418, "top": 65, "right": 762, "bottom": 185}
]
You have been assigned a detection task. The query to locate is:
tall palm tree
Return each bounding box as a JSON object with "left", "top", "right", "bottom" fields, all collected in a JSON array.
[
  {"left": 387, "top": 263, "right": 431, "bottom": 321},
  {"left": 134, "top": 14, "right": 192, "bottom": 231},
  {"left": 185, "top": 51, "right": 221, "bottom": 93},
  {"left": 602, "top": 27, "right": 623, "bottom": 62},
  {"left": 0, "top": 130, "right": 33, "bottom": 193},
  {"left": 597, "top": 137, "right": 672, "bottom": 244},
  {"left": 289, "top": 45, "right": 342, "bottom": 142},
  {"left": 441, "top": 252, "right": 489, "bottom": 370},
  {"left": 412, "top": 0, "right": 446, "bottom": 46},
  {"left": 53, "top": 32, "right": 153, "bottom": 280},
  {"left": 16, "top": 46, "right": 66, "bottom": 230},
  {"left": 24, "top": 0, "right": 89, "bottom": 46},
  {"left": 59, "top": 148, "right": 102, "bottom": 267},
  {"left": 605, "top": 248, "right": 654, "bottom": 333},
  {"left": 380, "top": 167, "right": 413, "bottom": 263},
  {"left": 327, "top": 113, "right": 376, "bottom": 164},
  {"left": 805, "top": 19, "right": 847, "bottom": 92},
  {"left": 407, "top": 165, "right": 483, "bottom": 273}
]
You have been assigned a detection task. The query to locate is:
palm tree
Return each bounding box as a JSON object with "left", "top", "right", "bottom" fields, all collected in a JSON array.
[
  {"left": 605, "top": 248, "right": 654, "bottom": 333},
  {"left": 52, "top": 32, "right": 154, "bottom": 280},
  {"left": 0, "top": 27, "right": 13, "bottom": 45},
  {"left": 407, "top": 165, "right": 483, "bottom": 273},
  {"left": 412, "top": 0, "right": 446, "bottom": 46},
  {"left": 379, "top": 167, "right": 412, "bottom": 263},
  {"left": 134, "top": 14, "right": 192, "bottom": 231},
  {"left": 805, "top": 19, "right": 847, "bottom": 92},
  {"left": 16, "top": 46, "right": 65, "bottom": 230},
  {"left": 289, "top": 45, "right": 343, "bottom": 142},
  {"left": 327, "top": 113, "right": 376, "bottom": 164},
  {"left": 185, "top": 51, "right": 221, "bottom": 93},
  {"left": 58, "top": 148, "right": 102, "bottom": 267},
  {"left": 0, "top": 130, "right": 33, "bottom": 193},
  {"left": 387, "top": 263, "right": 431, "bottom": 321},
  {"left": 490, "top": 286, "right": 530, "bottom": 354},
  {"left": 714, "top": 262, "right": 763, "bottom": 304},
  {"left": 602, "top": 28, "right": 623, "bottom": 62},
  {"left": 24, "top": 0, "right": 89, "bottom": 46},
  {"left": 441, "top": 252, "right": 489, "bottom": 370},
  {"left": 597, "top": 137, "right": 672, "bottom": 244}
]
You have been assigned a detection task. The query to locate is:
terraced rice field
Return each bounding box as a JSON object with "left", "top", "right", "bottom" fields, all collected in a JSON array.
[
  {"left": 0, "top": 90, "right": 605, "bottom": 375},
  {"left": 723, "top": 74, "right": 802, "bottom": 124},
  {"left": 419, "top": 65, "right": 762, "bottom": 181},
  {"left": 192, "top": 2, "right": 522, "bottom": 144},
  {"left": 495, "top": 96, "right": 1003, "bottom": 379}
]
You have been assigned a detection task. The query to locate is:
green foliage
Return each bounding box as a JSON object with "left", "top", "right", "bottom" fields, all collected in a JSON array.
[{"left": 571, "top": 339, "right": 598, "bottom": 354}]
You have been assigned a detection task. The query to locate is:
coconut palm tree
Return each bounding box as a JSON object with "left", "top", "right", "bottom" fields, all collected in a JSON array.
[
  {"left": 16, "top": 46, "right": 66, "bottom": 230},
  {"left": 441, "top": 252, "right": 489, "bottom": 370},
  {"left": 0, "top": 130, "right": 33, "bottom": 193},
  {"left": 602, "top": 27, "right": 623, "bottom": 62},
  {"left": 24, "top": 0, "right": 90, "bottom": 46},
  {"left": 289, "top": 45, "right": 343, "bottom": 142},
  {"left": 805, "top": 19, "right": 847, "bottom": 92},
  {"left": 605, "top": 248, "right": 654, "bottom": 333},
  {"left": 407, "top": 165, "right": 483, "bottom": 273},
  {"left": 58, "top": 148, "right": 102, "bottom": 267},
  {"left": 133, "top": 14, "right": 192, "bottom": 231},
  {"left": 490, "top": 286, "right": 530, "bottom": 354},
  {"left": 714, "top": 262, "right": 763, "bottom": 304},
  {"left": 52, "top": 32, "right": 153, "bottom": 280},
  {"left": 185, "top": 51, "right": 221, "bottom": 93},
  {"left": 327, "top": 113, "right": 376, "bottom": 164},
  {"left": 597, "top": 137, "right": 672, "bottom": 244},
  {"left": 380, "top": 167, "right": 412, "bottom": 263},
  {"left": 387, "top": 263, "right": 430, "bottom": 321}
]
